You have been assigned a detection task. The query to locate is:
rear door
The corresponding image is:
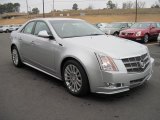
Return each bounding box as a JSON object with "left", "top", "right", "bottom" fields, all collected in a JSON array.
[{"left": 19, "top": 21, "right": 36, "bottom": 64}]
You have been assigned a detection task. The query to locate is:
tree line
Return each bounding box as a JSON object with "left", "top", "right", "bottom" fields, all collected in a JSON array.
[
  {"left": 0, "top": 3, "right": 20, "bottom": 14},
  {"left": 0, "top": 2, "right": 39, "bottom": 14},
  {"left": 72, "top": 0, "right": 160, "bottom": 10}
]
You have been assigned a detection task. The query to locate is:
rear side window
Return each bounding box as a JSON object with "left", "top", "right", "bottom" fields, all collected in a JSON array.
[
  {"left": 34, "top": 21, "right": 52, "bottom": 36},
  {"left": 151, "top": 23, "right": 157, "bottom": 28},
  {"left": 22, "top": 22, "right": 35, "bottom": 34}
]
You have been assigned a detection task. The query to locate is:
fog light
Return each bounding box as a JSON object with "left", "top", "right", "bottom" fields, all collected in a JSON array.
[{"left": 105, "top": 82, "right": 124, "bottom": 88}]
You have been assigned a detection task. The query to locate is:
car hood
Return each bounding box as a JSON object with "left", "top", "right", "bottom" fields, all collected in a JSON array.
[
  {"left": 122, "top": 28, "right": 147, "bottom": 33},
  {"left": 63, "top": 35, "right": 147, "bottom": 59}
]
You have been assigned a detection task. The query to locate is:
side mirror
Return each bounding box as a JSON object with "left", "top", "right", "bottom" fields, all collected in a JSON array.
[{"left": 38, "top": 30, "right": 54, "bottom": 39}]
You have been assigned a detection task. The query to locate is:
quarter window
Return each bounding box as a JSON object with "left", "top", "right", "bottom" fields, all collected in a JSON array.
[
  {"left": 34, "top": 21, "right": 52, "bottom": 36},
  {"left": 23, "top": 22, "right": 35, "bottom": 34}
]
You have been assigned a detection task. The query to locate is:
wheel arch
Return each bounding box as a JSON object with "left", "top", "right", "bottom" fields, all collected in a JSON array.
[
  {"left": 11, "top": 44, "right": 17, "bottom": 52},
  {"left": 60, "top": 56, "right": 88, "bottom": 78},
  {"left": 60, "top": 56, "right": 91, "bottom": 92}
]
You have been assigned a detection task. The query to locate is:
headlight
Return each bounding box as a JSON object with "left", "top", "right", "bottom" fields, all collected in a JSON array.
[
  {"left": 96, "top": 54, "right": 118, "bottom": 71},
  {"left": 136, "top": 31, "right": 141, "bottom": 36}
]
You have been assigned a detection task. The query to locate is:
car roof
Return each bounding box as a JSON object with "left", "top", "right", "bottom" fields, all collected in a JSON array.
[
  {"left": 111, "top": 22, "right": 134, "bottom": 24},
  {"left": 31, "top": 18, "right": 83, "bottom": 22}
]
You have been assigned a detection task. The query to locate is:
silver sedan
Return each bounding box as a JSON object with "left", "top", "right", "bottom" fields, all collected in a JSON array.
[{"left": 10, "top": 18, "right": 154, "bottom": 96}]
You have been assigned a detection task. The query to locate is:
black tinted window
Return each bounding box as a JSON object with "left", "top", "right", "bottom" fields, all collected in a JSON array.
[
  {"left": 23, "top": 22, "right": 35, "bottom": 34},
  {"left": 34, "top": 21, "right": 51, "bottom": 36},
  {"left": 122, "top": 23, "right": 128, "bottom": 28}
]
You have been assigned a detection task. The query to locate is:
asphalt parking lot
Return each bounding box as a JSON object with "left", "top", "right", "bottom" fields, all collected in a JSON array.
[{"left": 0, "top": 33, "right": 160, "bottom": 120}]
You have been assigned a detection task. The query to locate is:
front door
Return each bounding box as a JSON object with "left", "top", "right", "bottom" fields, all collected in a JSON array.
[{"left": 30, "top": 21, "right": 56, "bottom": 74}]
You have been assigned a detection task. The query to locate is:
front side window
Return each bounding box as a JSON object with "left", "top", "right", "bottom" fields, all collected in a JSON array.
[
  {"left": 131, "top": 23, "right": 151, "bottom": 29},
  {"left": 34, "top": 21, "right": 52, "bottom": 36},
  {"left": 23, "top": 22, "right": 35, "bottom": 34}
]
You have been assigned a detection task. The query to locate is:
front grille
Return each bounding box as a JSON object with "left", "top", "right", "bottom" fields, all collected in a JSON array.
[
  {"left": 127, "top": 33, "right": 134, "bottom": 36},
  {"left": 121, "top": 32, "right": 134, "bottom": 36},
  {"left": 122, "top": 53, "right": 150, "bottom": 73}
]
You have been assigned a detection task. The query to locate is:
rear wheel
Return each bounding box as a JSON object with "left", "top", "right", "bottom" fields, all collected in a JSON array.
[
  {"left": 62, "top": 60, "right": 90, "bottom": 96},
  {"left": 113, "top": 32, "right": 119, "bottom": 36},
  {"left": 6, "top": 29, "right": 9, "bottom": 33},
  {"left": 11, "top": 46, "right": 23, "bottom": 67},
  {"left": 143, "top": 34, "right": 149, "bottom": 43}
]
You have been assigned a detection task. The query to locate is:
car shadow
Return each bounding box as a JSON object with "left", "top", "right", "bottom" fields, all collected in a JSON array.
[{"left": 21, "top": 64, "right": 149, "bottom": 102}]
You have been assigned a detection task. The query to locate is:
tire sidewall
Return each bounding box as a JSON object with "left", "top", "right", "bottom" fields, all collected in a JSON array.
[
  {"left": 113, "top": 32, "right": 119, "bottom": 36},
  {"left": 11, "top": 47, "right": 22, "bottom": 67},
  {"left": 62, "top": 60, "right": 89, "bottom": 96},
  {"left": 143, "top": 34, "right": 149, "bottom": 43}
]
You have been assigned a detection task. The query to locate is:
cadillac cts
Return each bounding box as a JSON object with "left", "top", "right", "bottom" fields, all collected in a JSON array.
[{"left": 10, "top": 18, "right": 154, "bottom": 96}]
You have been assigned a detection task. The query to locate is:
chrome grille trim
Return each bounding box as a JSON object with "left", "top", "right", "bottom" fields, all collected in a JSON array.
[{"left": 122, "top": 53, "right": 150, "bottom": 73}]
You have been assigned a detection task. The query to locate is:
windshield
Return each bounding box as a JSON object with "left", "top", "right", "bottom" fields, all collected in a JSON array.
[
  {"left": 108, "top": 23, "right": 123, "bottom": 28},
  {"left": 131, "top": 23, "right": 150, "bottom": 29},
  {"left": 49, "top": 20, "right": 104, "bottom": 38}
]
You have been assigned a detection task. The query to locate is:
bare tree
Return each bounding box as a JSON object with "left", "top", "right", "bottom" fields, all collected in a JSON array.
[
  {"left": 122, "top": 3, "right": 127, "bottom": 9},
  {"left": 122, "top": 1, "right": 133, "bottom": 9},
  {"left": 137, "top": 1, "right": 146, "bottom": 8},
  {"left": 86, "top": 4, "right": 93, "bottom": 10}
]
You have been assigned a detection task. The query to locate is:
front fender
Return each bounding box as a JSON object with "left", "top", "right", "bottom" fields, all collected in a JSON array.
[{"left": 55, "top": 45, "right": 104, "bottom": 92}]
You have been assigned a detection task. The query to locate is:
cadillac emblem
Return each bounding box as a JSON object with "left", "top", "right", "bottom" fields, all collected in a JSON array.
[{"left": 139, "top": 60, "right": 145, "bottom": 69}]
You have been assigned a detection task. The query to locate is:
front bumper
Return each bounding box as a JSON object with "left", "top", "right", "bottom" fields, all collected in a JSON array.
[
  {"left": 119, "top": 35, "right": 144, "bottom": 41},
  {"left": 95, "top": 58, "right": 154, "bottom": 94}
]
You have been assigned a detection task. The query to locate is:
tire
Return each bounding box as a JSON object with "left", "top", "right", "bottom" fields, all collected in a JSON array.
[
  {"left": 11, "top": 46, "right": 23, "bottom": 67},
  {"left": 6, "top": 29, "right": 9, "bottom": 33},
  {"left": 62, "top": 60, "right": 90, "bottom": 96},
  {"left": 143, "top": 34, "right": 149, "bottom": 43},
  {"left": 113, "top": 32, "right": 119, "bottom": 36}
]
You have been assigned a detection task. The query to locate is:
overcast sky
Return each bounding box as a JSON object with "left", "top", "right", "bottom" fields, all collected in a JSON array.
[{"left": 0, "top": 0, "right": 158, "bottom": 13}]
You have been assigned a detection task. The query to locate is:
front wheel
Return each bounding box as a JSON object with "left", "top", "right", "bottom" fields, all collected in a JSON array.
[
  {"left": 11, "top": 47, "right": 23, "bottom": 67},
  {"left": 143, "top": 34, "right": 149, "bottom": 43},
  {"left": 62, "top": 60, "right": 90, "bottom": 96},
  {"left": 113, "top": 32, "right": 119, "bottom": 36}
]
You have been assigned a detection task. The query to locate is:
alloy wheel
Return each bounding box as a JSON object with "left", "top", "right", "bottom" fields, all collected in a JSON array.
[
  {"left": 12, "top": 49, "right": 19, "bottom": 66},
  {"left": 64, "top": 64, "right": 82, "bottom": 93},
  {"left": 144, "top": 34, "right": 149, "bottom": 43}
]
